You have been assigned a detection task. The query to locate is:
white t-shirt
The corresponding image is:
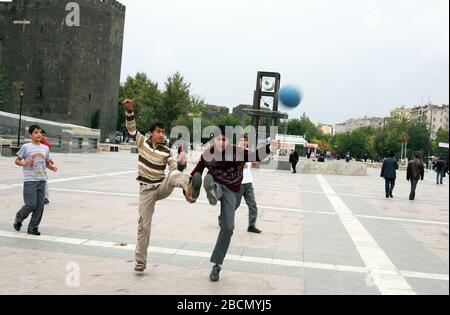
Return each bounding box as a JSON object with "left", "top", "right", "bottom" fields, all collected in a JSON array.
[
  {"left": 242, "top": 162, "right": 253, "bottom": 184},
  {"left": 16, "top": 143, "right": 50, "bottom": 182}
]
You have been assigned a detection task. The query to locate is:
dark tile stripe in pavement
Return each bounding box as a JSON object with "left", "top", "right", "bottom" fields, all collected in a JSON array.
[
  {"left": 359, "top": 218, "right": 449, "bottom": 275},
  {"left": 300, "top": 190, "right": 335, "bottom": 213},
  {"left": 303, "top": 269, "right": 381, "bottom": 295},
  {"left": 303, "top": 214, "right": 366, "bottom": 268},
  {"left": 405, "top": 277, "right": 449, "bottom": 295},
  {"left": 334, "top": 194, "right": 449, "bottom": 224}
]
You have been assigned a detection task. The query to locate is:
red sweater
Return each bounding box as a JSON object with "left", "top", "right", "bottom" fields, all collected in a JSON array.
[
  {"left": 41, "top": 140, "right": 51, "bottom": 150},
  {"left": 191, "top": 144, "right": 271, "bottom": 192}
]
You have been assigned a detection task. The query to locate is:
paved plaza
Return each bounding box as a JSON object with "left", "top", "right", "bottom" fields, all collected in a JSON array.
[{"left": 0, "top": 152, "right": 448, "bottom": 295}]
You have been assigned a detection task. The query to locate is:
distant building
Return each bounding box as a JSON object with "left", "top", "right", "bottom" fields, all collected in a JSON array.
[
  {"left": 317, "top": 123, "right": 333, "bottom": 135},
  {"left": 334, "top": 117, "right": 384, "bottom": 134},
  {"left": 410, "top": 104, "right": 449, "bottom": 137},
  {"left": 232, "top": 104, "right": 253, "bottom": 119},
  {"left": 390, "top": 106, "right": 412, "bottom": 119},
  {"left": 202, "top": 104, "right": 229, "bottom": 120}
]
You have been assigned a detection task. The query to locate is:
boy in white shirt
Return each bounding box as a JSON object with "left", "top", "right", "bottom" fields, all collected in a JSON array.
[{"left": 236, "top": 135, "right": 262, "bottom": 234}]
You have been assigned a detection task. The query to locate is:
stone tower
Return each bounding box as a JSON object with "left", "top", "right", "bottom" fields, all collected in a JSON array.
[{"left": 0, "top": 0, "right": 126, "bottom": 141}]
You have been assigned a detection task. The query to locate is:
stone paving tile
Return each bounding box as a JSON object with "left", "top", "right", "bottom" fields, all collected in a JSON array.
[{"left": 0, "top": 153, "right": 448, "bottom": 295}]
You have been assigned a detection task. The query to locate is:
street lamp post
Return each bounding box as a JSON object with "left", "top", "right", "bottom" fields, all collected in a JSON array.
[{"left": 17, "top": 88, "right": 25, "bottom": 147}]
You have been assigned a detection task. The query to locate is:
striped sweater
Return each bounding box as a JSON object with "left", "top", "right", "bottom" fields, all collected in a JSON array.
[{"left": 126, "top": 110, "right": 177, "bottom": 185}]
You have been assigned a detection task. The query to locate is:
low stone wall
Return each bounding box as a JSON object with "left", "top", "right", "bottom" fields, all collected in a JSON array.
[
  {"left": 299, "top": 160, "right": 367, "bottom": 176},
  {"left": 257, "top": 159, "right": 367, "bottom": 176},
  {"left": 0, "top": 111, "right": 100, "bottom": 153},
  {"left": 98, "top": 144, "right": 137, "bottom": 152},
  {"left": 0, "top": 139, "right": 12, "bottom": 146}
]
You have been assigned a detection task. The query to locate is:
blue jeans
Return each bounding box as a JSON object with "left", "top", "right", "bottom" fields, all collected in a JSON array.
[
  {"left": 409, "top": 180, "right": 419, "bottom": 200},
  {"left": 436, "top": 171, "right": 444, "bottom": 184}
]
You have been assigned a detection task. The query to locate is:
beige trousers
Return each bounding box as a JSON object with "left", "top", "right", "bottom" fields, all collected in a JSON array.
[{"left": 135, "top": 170, "right": 191, "bottom": 266}]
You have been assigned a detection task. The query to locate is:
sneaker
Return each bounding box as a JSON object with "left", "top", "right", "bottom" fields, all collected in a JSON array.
[
  {"left": 13, "top": 221, "right": 22, "bottom": 232},
  {"left": 248, "top": 226, "right": 262, "bottom": 234},
  {"left": 184, "top": 173, "right": 202, "bottom": 204},
  {"left": 27, "top": 229, "right": 41, "bottom": 236},
  {"left": 134, "top": 263, "right": 146, "bottom": 273},
  {"left": 190, "top": 172, "right": 202, "bottom": 200},
  {"left": 209, "top": 264, "right": 221, "bottom": 282},
  {"left": 204, "top": 174, "right": 218, "bottom": 206},
  {"left": 390, "top": 193, "right": 394, "bottom": 198}
]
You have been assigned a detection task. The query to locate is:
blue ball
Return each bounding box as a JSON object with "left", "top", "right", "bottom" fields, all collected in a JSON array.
[{"left": 278, "top": 85, "right": 302, "bottom": 108}]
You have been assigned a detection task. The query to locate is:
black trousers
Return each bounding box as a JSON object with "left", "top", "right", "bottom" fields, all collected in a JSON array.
[
  {"left": 385, "top": 178, "right": 396, "bottom": 196},
  {"left": 410, "top": 179, "right": 419, "bottom": 200},
  {"left": 292, "top": 162, "right": 298, "bottom": 173}
]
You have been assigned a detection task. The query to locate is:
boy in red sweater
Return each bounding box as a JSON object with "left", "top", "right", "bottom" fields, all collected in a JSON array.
[{"left": 191, "top": 126, "right": 280, "bottom": 282}]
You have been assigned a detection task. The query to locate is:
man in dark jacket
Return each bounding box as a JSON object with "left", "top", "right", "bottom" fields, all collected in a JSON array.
[
  {"left": 289, "top": 150, "right": 299, "bottom": 173},
  {"left": 434, "top": 157, "right": 445, "bottom": 185},
  {"left": 381, "top": 152, "right": 399, "bottom": 198},
  {"left": 407, "top": 153, "right": 425, "bottom": 201}
]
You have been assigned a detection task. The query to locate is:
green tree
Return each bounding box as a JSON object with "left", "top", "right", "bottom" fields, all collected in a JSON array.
[
  {"left": 118, "top": 73, "right": 161, "bottom": 132},
  {"left": 406, "top": 118, "right": 432, "bottom": 159},
  {"left": 280, "top": 114, "right": 323, "bottom": 141},
  {"left": 332, "top": 126, "right": 379, "bottom": 159},
  {"left": 432, "top": 128, "right": 449, "bottom": 160},
  {"left": 365, "top": 117, "right": 431, "bottom": 160},
  {"left": 158, "top": 72, "right": 191, "bottom": 131}
]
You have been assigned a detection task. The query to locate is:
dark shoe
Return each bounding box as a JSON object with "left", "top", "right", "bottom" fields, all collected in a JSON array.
[
  {"left": 390, "top": 193, "right": 394, "bottom": 198},
  {"left": 27, "top": 229, "right": 41, "bottom": 236},
  {"left": 190, "top": 173, "right": 202, "bottom": 200},
  {"left": 209, "top": 264, "right": 221, "bottom": 282},
  {"left": 134, "top": 263, "right": 146, "bottom": 273},
  {"left": 13, "top": 221, "right": 22, "bottom": 232},
  {"left": 44, "top": 199, "right": 50, "bottom": 205},
  {"left": 185, "top": 173, "right": 202, "bottom": 203},
  {"left": 248, "top": 226, "right": 262, "bottom": 234},
  {"left": 204, "top": 174, "right": 218, "bottom": 206},
  {"left": 386, "top": 195, "right": 390, "bottom": 199}
]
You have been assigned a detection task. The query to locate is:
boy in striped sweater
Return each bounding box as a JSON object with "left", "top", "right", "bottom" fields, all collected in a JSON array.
[{"left": 123, "top": 99, "right": 202, "bottom": 273}]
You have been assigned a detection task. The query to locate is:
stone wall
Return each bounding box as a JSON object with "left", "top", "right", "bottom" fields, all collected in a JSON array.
[
  {"left": 0, "top": 0, "right": 125, "bottom": 141},
  {"left": 0, "top": 110, "right": 100, "bottom": 153}
]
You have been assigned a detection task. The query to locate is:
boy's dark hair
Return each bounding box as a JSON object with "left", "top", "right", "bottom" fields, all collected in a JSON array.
[
  {"left": 41, "top": 130, "right": 47, "bottom": 135},
  {"left": 149, "top": 122, "right": 165, "bottom": 133},
  {"left": 217, "top": 125, "right": 226, "bottom": 137},
  {"left": 388, "top": 151, "right": 395, "bottom": 158},
  {"left": 29, "top": 125, "right": 42, "bottom": 134},
  {"left": 414, "top": 153, "right": 422, "bottom": 160}
]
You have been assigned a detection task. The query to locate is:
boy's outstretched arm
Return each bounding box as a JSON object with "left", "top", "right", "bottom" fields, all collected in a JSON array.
[
  {"left": 244, "top": 139, "right": 281, "bottom": 162},
  {"left": 123, "top": 99, "right": 144, "bottom": 146}
]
